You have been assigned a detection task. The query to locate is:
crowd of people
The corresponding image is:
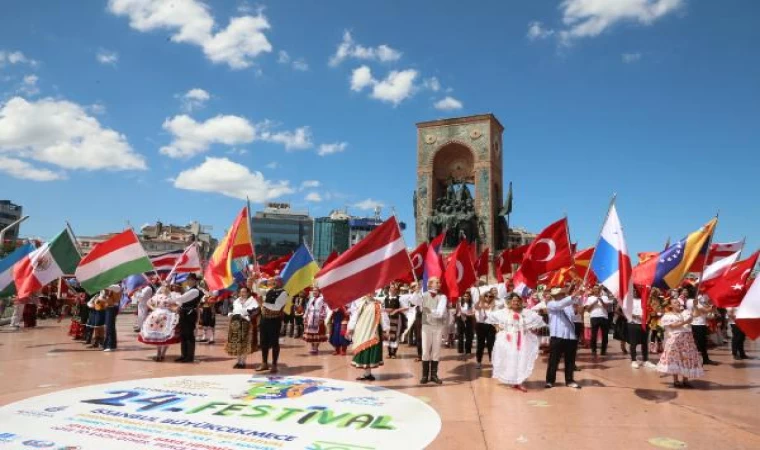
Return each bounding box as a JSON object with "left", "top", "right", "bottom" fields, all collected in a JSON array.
[{"left": 3, "top": 271, "right": 752, "bottom": 392}]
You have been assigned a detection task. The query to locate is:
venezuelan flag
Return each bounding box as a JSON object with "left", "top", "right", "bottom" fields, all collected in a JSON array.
[
  {"left": 280, "top": 244, "right": 320, "bottom": 297},
  {"left": 204, "top": 207, "right": 254, "bottom": 291},
  {"left": 634, "top": 218, "right": 717, "bottom": 290}
]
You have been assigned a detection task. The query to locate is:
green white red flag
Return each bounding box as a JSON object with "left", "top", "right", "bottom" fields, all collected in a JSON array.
[
  {"left": 75, "top": 229, "right": 153, "bottom": 293},
  {"left": 13, "top": 229, "right": 81, "bottom": 299}
]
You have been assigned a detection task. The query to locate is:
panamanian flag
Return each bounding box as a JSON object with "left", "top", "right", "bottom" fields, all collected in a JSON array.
[{"left": 590, "top": 203, "right": 633, "bottom": 317}]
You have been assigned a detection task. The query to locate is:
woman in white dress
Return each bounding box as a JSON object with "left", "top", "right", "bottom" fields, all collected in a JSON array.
[
  {"left": 138, "top": 287, "right": 180, "bottom": 362},
  {"left": 488, "top": 293, "right": 546, "bottom": 392}
]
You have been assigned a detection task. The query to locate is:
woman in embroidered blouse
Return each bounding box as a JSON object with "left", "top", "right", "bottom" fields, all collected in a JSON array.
[
  {"left": 138, "top": 287, "right": 181, "bottom": 362},
  {"left": 656, "top": 297, "right": 704, "bottom": 388},
  {"left": 487, "top": 293, "right": 546, "bottom": 392},
  {"left": 225, "top": 287, "right": 258, "bottom": 369}
]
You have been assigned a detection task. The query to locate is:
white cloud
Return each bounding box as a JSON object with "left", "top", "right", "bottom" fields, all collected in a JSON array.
[
  {"left": 96, "top": 49, "right": 119, "bottom": 66},
  {"left": 88, "top": 102, "right": 107, "bottom": 115},
  {"left": 265, "top": 161, "right": 279, "bottom": 169},
  {"left": 527, "top": 21, "right": 555, "bottom": 40},
  {"left": 434, "top": 96, "right": 463, "bottom": 111},
  {"left": 292, "top": 59, "right": 309, "bottom": 71},
  {"left": 173, "top": 156, "right": 294, "bottom": 201},
  {"left": 259, "top": 126, "right": 313, "bottom": 150},
  {"left": 329, "top": 30, "right": 402, "bottom": 66},
  {"left": 558, "top": 0, "right": 684, "bottom": 43},
  {"left": 371, "top": 69, "right": 418, "bottom": 105},
  {"left": 107, "top": 0, "right": 272, "bottom": 69},
  {"left": 0, "top": 50, "right": 38, "bottom": 67},
  {"left": 300, "top": 180, "right": 321, "bottom": 190},
  {"left": 0, "top": 96, "right": 146, "bottom": 172},
  {"left": 0, "top": 156, "right": 64, "bottom": 181},
  {"left": 354, "top": 198, "right": 384, "bottom": 211},
  {"left": 19, "top": 74, "right": 40, "bottom": 96},
  {"left": 423, "top": 77, "right": 441, "bottom": 92},
  {"left": 278, "top": 50, "right": 308, "bottom": 71},
  {"left": 622, "top": 52, "right": 642, "bottom": 63},
  {"left": 305, "top": 192, "right": 322, "bottom": 202},
  {"left": 179, "top": 88, "right": 210, "bottom": 111},
  {"left": 317, "top": 142, "right": 347, "bottom": 156},
  {"left": 350, "top": 65, "right": 374, "bottom": 91},
  {"left": 160, "top": 114, "right": 255, "bottom": 158}
]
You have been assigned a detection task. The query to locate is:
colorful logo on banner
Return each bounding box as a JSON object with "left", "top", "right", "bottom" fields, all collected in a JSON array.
[{"left": 0, "top": 375, "right": 441, "bottom": 450}]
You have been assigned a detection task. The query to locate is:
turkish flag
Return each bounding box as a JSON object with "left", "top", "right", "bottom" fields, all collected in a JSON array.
[
  {"left": 495, "top": 244, "right": 530, "bottom": 282},
  {"left": 688, "top": 241, "right": 744, "bottom": 273},
  {"left": 474, "top": 248, "right": 490, "bottom": 278},
  {"left": 444, "top": 240, "right": 477, "bottom": 300},
  {"left": 513, "top": 218, "right": 573, "bottom": 289},
  {"left": 399, "top": 242, "right": 428, "bottom": 283},
  {"left": 703, "top": 251, "right": 759, "bottom": 308},
  {"left": 323, "top": 250, "right": 339, "bottom": 267},
  {"left": 423, "top": 232, "right": 446, "bottom": 289},
  {"left": 260, "top": 252, "right": 293, "bottom": 276}
]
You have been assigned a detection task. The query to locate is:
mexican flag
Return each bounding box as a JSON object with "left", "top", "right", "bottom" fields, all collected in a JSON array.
[
  {"left": 13, "top": 230, "right": 81, "bottom": 299},
  {"left": 75, "top": 229, "right": 153, "bottom": 294}
]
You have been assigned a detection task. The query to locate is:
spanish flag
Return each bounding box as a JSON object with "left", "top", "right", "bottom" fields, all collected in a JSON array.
[
  {"left": 633, "top": 218, "right": 717, "bottom": 290},
  {"left": 280, "top": 244, "right": 319, "bottom": 297},
  {"left": 204, "top": 207, "right": 254, "bottom": 291}
]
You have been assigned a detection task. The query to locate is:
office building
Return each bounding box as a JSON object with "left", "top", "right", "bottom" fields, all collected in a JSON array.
[{"left": 252, "top": 203, "right": 313, "bottom": 258}]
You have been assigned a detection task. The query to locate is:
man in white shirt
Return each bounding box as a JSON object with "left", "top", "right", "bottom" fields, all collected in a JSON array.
[
  {"left": 584, "top": 285, "right": 613, "bottom": 358},
  {"left": 420, "top": 277, "right": 447, "bottom": 385},
  {"left": 688, "top": 291, "right": 717, "bottom": 365}
]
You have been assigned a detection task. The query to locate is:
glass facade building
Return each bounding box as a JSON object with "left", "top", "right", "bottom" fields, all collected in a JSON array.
[
  {"left": 312, "top": 217, "right": 350, "bottom": 264},
  {"left": 251, "top": 203, "right": 313, "bottom": 258},
  {"left": 0, "top": 200, "right": 23, "bottom": 241}
]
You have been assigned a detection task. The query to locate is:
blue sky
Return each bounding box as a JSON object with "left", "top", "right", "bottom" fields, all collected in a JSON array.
[{"left": 1, "top": 0, "right": 758, "bottom": 258}]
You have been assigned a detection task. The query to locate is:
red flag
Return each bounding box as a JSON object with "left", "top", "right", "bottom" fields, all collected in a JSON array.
[
  {"left": 443, "top": 240, "right": 477, "bottom": 300},
  {"left": 514, "top": 218, "right": 573, "bottom": 288},
  {"left": 423, "top": 232, "right": 446, "bottom": 287},
  {"left": 573, "top": 247, "right": 597, "bottom": 285},
  {"left": 315, "top": 217, "right": 411, "bottom": 308},
  {"left": 399, "top": 242, "right": 427, "bottom": 283},
  {"left": 703, "top": 252, "right": 759, "bottom": 308},
  {"left": 688, "top": 241, "right": 744, "bottom": 273},
  {"left": 495, "top": 249, "right": 511, "bottom": 282},
  {"left": 260, "top": 252, "right": 293, "bottom": 276},
  {"left": 323, "top": 250, "right": 339, "bottom": 267},
  {"left": 474, "top": 248, "right": 490, "bottom": 278}
]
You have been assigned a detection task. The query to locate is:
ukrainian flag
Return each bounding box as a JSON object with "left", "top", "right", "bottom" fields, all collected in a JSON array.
[
  {"left": 280, "top": 244, "right": 320, "bottom": 297},
  {"left": 652, "top": 218, "right": 717, "bottom": 289}
]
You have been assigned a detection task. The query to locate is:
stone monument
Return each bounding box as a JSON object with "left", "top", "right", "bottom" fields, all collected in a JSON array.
[{"left": 414, "top": 114, "right": 506, "bottom": 255}]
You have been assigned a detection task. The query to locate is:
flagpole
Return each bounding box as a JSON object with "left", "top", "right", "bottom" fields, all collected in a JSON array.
[
  {"left": 65, "top": 221, "right": 83, "bottom": 260},
  {"left": 246, "top": 197, "right": 259, "bottom": 276},
  {"left": 391, "top": 207, "right": 419, "bottom": 285},
  {"left": 165, "top": 242, "right": 197, "bottom": 283},
  {"left": 695, "top": 213, "right": 720, "bottom": 297},
  {"left": 127, "top": 225, "right": 162, "bottom": 283},
  {"left": 581, "top": 193, "right": 617, "bottom": 289}
]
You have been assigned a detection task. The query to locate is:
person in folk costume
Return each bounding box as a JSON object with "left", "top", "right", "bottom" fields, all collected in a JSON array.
[
  {"left": 138, "top": 286, "right": 181, "bottom": 362},
  {"left": 101, "top": 285, "right": 122, "bottom": 352},
  {"left": 226, "top": 286, "right": 258, "bottom": 368},
  {"left": 419, "top": 277, "right": 448, "bottom": 385},
  {"left": 487, "top": 293, "right": 546, "bottom": 392},
  {"left": 68, "top": 291, "right": 88, "bottom": 340},
  {"left": 329, "top": 303, "right": 352, "bottom": 355},
  {"left": 255, "top": 276, "right": 288, "bottom": 373},
  {"left": 406, "top": 281, "right": 424, "bottom": 361},
  {"left": 293, "top": 291, "right": 306, "bottom": 339},
  {"left": 656, "top": 296, "right": 704, "bottom": 388},
  {"left": 86, "top": 292, "right": 107, "bottom": 349},
  {"left": 132, "top": 283, "right": 154, "bottom": 333},
  {"left": 303, "top": 286, "right": 329, "bottom": 354},
  {"left": 347, "top": 294, "right": 390, "bottom": 381},
  {"left": 172, "top": 273, "right": 204, "bottom": 363},
  {"left": 383, "top": 281, "right": 407, "bottom": 359},
  {"left": 198, "top": 290, "right": 217, "bottom": 345}
]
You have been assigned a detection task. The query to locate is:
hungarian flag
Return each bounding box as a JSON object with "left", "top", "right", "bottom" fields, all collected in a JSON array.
[
  {"left": 688, "top": 241, "right": 744, "bottom": 273},
  {"left": 514, "top": 218, "right": 573, "bottom": 289},
  {"left": 474, "top": 248, "right": 490, "bottom": 278},
  {"left": 14, "top": 229, "right": 81, "bottom": 299},
  {"left": 260, "top": 252, "right": 293, "bottom": 276},
  {"left": 399, "top": 242, "right": 427, "bottom": 283},
  {"left": 736, "top": 259, "right": 760, "bottom": 339},
  {"left": 75, "top": 229, "right": 153, "bottom": 294},
  {"left": 204, "top": 207, "right": 254, "bottom": 291},
  {"left": 316, "top": 216, "right": 411, "bottom": 308},
  {"left": 703, "top": 251, "right": 758, "bottom": 308},
  {"left": 444, "top": 240, "right": 477, "bottom": 300}
]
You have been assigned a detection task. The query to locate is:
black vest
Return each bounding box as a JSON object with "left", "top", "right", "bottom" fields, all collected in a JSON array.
[{"left": 181, "top": 288, "right": 203, "bottom": 311}]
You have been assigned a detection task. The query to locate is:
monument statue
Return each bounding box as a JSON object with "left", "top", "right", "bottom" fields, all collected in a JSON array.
[{"left": 426, "top": 178, "right": 478, "bottom": 247}]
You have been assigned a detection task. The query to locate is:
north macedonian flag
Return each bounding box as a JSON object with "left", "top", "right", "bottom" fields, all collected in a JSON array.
[{"left": 204, "top": 207, "right": 255, "bottom": 291}]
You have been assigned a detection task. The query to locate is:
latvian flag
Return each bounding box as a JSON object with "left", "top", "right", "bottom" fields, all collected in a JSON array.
[
  {"left": 316, "top": 216, "right": 412, "bottom": 308},
  {"left": 75, "top": 230, "right": 154, "bottom": 294}
]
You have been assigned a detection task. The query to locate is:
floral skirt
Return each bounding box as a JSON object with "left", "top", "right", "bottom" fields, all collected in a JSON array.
[
  {"left": 138, "top": 309, "right": 180, "bottom": 346},
  {"left": 225, "top": 316, "right": 252, "bottom": 356},
  {"left": 303, "top": 322, "right": 327, "bottom": 343},
  {"left": 657, "top": 332, "right": 704, "bottom": 378}
]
